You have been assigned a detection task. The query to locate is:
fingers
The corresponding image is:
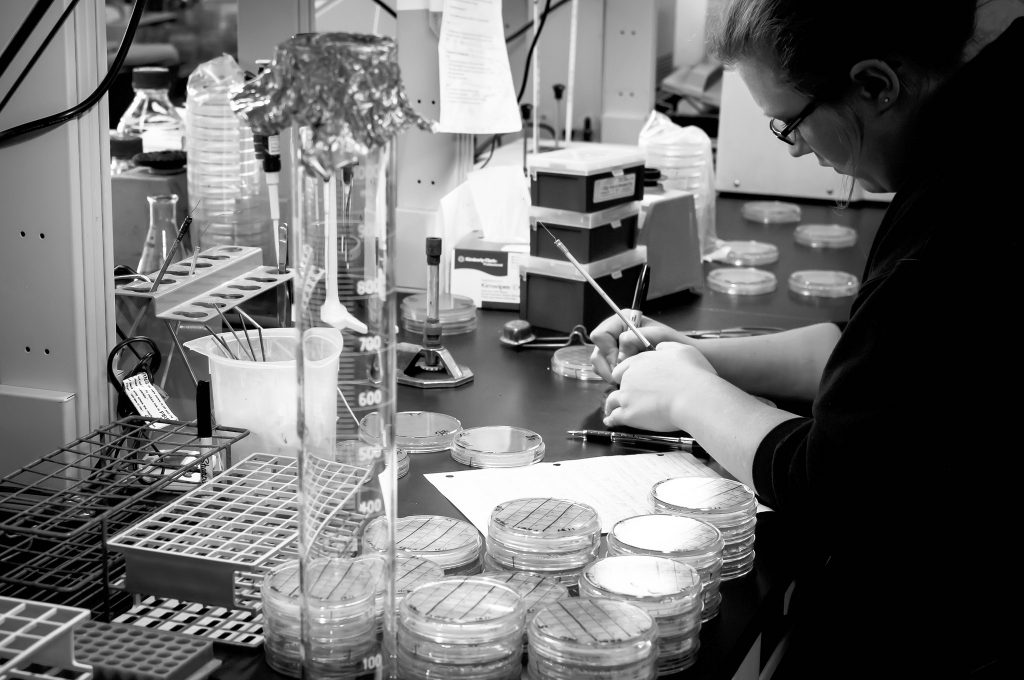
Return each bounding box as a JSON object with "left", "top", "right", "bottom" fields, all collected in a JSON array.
[{"left": 602, "top": 389, "right": 624, "bottom": 427}]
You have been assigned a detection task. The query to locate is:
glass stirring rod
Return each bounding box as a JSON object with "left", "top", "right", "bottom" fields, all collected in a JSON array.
[{"left": 539, "top": 223, "right": 653, "bottom": 351}]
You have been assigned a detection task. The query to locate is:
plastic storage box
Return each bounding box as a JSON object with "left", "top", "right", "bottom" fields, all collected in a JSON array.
[
  {"left": 530, "top": 202, "right": 641, "bottom": 263},
  {"left": 519, "top": 246, "right": 647, "bottom": 333},
  {"left": 528, "top": 144, "right": 646, "bottom": 213}
]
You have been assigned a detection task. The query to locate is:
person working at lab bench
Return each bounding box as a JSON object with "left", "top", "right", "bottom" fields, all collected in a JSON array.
[{"left": 590, "top": 1, "right": 1017, "bottom": 677}]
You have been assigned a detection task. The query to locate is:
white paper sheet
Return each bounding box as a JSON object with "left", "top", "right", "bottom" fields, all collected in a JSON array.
[
  {"left": 424, "top": 452, "right": 723, "bottom": 535},
  {"left": 438, "top": 0, "right": 521, "bottom": 134}
]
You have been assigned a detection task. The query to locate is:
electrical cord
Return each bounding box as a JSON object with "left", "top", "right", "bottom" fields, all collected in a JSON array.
[
  {"left": 0, "top": 0, "right": 82, "bottom": 115},
  {"left": 516, "top": 0, "right": 553, "bottom": 103},
  {"left": 0, "top": 0, "right": 57, "bottom": 81},
  {"left": 0, "top": 0, "right": 146, "bottom": 148},
  {"left": 505, "top": 0, "right": 571, "bottom": 43},
  {"left": 371, "top": 0, "right": 397, "bottom": 18}
]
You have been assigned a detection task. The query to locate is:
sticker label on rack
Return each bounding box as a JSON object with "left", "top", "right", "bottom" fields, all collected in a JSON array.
[
  {"left": 593, "top": 173, "right": 636, "bottom": 203},
  {"left": 123, "top": 373, "right": 177, "bottom": 425}
]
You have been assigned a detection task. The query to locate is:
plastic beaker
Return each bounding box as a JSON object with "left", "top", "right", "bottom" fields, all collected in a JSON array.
[{"left": 185, "top": 327, "right": 342, "bottom": 459}]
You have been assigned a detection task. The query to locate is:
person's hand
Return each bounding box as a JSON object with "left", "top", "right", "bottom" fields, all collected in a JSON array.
[
  {"left": 602, "top": 342, "right": 717, "bottom": 431},
  {"left": 589, "top": 314, "right": 681, "bottom": 382}
]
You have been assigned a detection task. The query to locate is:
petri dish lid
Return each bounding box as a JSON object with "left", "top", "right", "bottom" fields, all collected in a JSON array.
[
  {"left": 609, "top": 514, "right": 724, "bottom": 558},
  {"left": 451, "top": 426, "right": 545, "bottom": 468},
  {"left": 650, "top": 477, "right": 757, "bottom": 521},
  {"left": 478, "top": 571, "right": 569, "bottom": 619},
  {"left": 794, "top": 223, "right": 857, "bottom": 248},
  {"left": 399, "top": 576, "right": 526, "bottom": 642},
  {"left": 551, "top": 345, "right": 602, "bottom": 381},
  {"left": 364, "top": 515, "right": 483, "bottom": 571},
  {"left": 788, "top": 270, "right": 860, "bottom": 298},
  {"left": 262, "top": 556, "right": 378, "bottom": 617},
  {"left": 707, "top": 267, "right": 777, "bottom": 295},
  {"left": 359, "top": 411, "right": 463, "bottom": 453},
  {"left": 741, "top": 200, "right": 802, "bottom": 224},
  {"left": 401, "top": 293, "right": 478, "bottom": 335},
  {"left": 528, "top": 598, "right": 657, "bottom": 666},
  {"left": 488, "top": 498, "right": 601, "bottom": 553},
  {"left": 708, "top": 240, "right": 779, "bottom": 266},
  {"left": 579, "top": 555, "right": 702, "bottom": 614}
]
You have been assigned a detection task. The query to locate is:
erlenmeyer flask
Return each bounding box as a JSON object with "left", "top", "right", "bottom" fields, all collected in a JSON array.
[{"left": 138, "top": 193, "right": 181, "bottom": 276}]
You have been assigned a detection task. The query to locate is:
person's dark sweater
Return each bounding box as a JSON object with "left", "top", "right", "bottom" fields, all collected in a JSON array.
[{"left": 751, "top": 19, "right": 1021, "bottom": 680}]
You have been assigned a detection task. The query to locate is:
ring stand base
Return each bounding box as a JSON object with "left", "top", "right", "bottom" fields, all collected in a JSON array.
[{"left": 396, "top": 342, "right": 474, "bottom": 388}]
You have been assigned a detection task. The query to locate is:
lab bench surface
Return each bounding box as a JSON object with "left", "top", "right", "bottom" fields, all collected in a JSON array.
[{"left": 213, "top": 194, "right": 887, "bottom": 679}]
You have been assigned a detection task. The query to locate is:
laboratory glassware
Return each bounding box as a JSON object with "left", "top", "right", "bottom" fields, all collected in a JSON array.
[
  {"left": 137, "top": 193, "right": 181, "bottom": 276},
  {"left": 116, "top": 66, "right": 184, "bottom": 153}
]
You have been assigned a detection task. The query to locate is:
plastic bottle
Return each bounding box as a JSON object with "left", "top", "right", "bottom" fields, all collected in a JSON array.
[
  {"left": 109, "top": 131, "right": 142, "bottom": 175},
  {"left": 184, "top": 54, "right": 272, "bottom": 262},
  {"left": 116, "top": 67, "right": 185, "bottom": 153},
  {"left": 138, "top": 193, "right": 181, "bottom": 275}
]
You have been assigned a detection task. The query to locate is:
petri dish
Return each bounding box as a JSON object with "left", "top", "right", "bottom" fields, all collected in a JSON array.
[
  {"left": 707, "top": 240, "right": 779, "bottom": 266},
  {"left": 707, "top": 267, "right": 777, "bottom": 295},
  {"left": 364, "top": 515, "right": 483, "bottom": 574},
  {"left": 478, "top": 571, "right": 569, "bottom": 626},
  {"left": 650, "top": 476, "right": 758, "bottom": 581},
  {"left": 486, "top": 497, "right": 602, "bottom": 574},
  {"left": 740, "top": 200, "right": 801, "bottom": 224},
  {"left": 551, "top": 344, "right": 602, "bottom": 381},
  {"left": 788, "top": 270, "right": 860, "bottom": 298},
  {"left": 527, "top": 598, "right": 658, "bottom": 677},
  {"left": 794, "top": 223, "right": 857, "bottom": 248},
  {"left": 397, "top": 576, "right": 526, "bottom": 667},
  {"left": 578, "top": 555, "right": 703, "bottom": 675},
  {"left": 401, "top": 292, "right": 478, "bottom": 335},
  {"left": 451, "top": 426, "right": 545, "bottom": 468},
  {"left": 359, "top": 411, "right": 463, "bottom": 453},
  {"left": 606, "top": 514, "right": 725, "bottom": 621}
]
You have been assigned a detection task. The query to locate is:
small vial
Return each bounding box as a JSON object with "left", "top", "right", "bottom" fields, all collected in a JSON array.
[{"left": 109, "top": 131, "right": 142, "bottom": 175}]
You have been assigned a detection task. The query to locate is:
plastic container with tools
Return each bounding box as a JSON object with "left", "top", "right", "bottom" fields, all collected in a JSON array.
[
  {"left": 528, "top": 144, "right": 646, "bottom": 213},
  {"left": 519, "top": 246, "right": 647, "bottom": 333},
  {"left": 530, "top": 202, "right": 641, "bottom": 263}
]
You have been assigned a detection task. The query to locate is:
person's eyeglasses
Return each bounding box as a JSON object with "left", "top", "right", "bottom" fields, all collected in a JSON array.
[{"left": 769, "top": 99, "right": 818, "bottom": 145}]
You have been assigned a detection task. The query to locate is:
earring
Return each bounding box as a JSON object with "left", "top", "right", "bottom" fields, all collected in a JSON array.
[{"left": 883, "top": 97, "right": 890, "bottom": 104}]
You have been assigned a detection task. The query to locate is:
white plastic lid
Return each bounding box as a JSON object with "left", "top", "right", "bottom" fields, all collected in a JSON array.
[
  {"left": 527, "top": 144, "right": 646, "bottom": 176},
  {"left": 520, "top": 245, "right": 647, "bottom": 282},
  {"left": 740, "top": 200, "right": 802, "bottom": 224},
  {"left": 707, "top": 267, "right": 778, "bottom": 295},
  {"left": 793, "top": 223, "right": 858, "bottom": 248},
  {"left": 530, "top": 201, "right": 641, "bottom": 230},
  {"left": 788, "top": 270, "right": 860, "bottom": 298},
  {"left": 579, "top": 555, "right": 702, "bottom": 615},
  {"left": 708, "top": 240, "right": 779, "bottom": 266},
  {"left": 609, "top": 514, "right": 724, "bottom": 558}
]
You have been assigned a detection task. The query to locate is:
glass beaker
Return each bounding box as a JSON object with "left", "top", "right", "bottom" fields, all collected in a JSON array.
[
  {"left": 294, "top": 137, "right": 397, "bottom": 678},
  {"left": 138, "top": 193, "right": 182, "bottom": 275}
]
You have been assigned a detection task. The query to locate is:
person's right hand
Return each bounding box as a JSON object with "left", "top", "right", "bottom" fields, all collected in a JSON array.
[{"left": 589, "top": 313, "right": 684, "bottom": 382}]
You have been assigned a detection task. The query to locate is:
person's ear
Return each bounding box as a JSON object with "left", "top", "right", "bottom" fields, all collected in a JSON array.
[{"left": 848, "top": 59, "right": 900, "bottom": 110}]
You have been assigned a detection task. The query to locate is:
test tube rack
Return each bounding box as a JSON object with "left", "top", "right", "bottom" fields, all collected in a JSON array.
[
  {"left": 0, "top": 417, "right": 247, "bottom": 621},
  {"left": 0, "top": 596, "right": 91, "bottom": 680},
  {"left": 112, "top": 596, "right": 264, "bottom": 648},
  {"left": 105, "top": 453, "right": 373, "bottom": 610},
  {"left": 73, "top": 619, "right": 221, "bottom": 680}
]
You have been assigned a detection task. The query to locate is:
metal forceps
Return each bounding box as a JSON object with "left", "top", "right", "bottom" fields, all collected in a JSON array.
[
  {"left": 499, "top": 320, "right": 592, "bottom": 349},
  {"left": 683, "top": 326, "right": 783, "bottom": 339}
]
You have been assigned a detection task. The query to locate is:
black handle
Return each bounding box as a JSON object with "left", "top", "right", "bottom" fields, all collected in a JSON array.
[{"left": 425, "top": 237, "right": 442, "bottom": 265}]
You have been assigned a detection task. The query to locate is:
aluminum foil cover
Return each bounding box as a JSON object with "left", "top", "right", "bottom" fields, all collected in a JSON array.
[{"left": 231, "top": 32, "right": 434, "bottom": 180}]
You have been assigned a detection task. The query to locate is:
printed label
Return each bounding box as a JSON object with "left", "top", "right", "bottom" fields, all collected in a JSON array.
[
  {"left": 593, "top": 173, "right": 636, "bottom": 203},
  {"left": 123, "top": 373, "right": 177, "bottom": 424}
]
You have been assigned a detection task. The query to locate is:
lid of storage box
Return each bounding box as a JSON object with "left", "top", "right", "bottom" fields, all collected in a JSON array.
[
  {"left": 530, "top": 202, "right": 641, "bottom": 230},
  {"left": 527, "top": 144, "right": 646, "bottom": 176},
  {"left": 521, "top": 246, "right": 647, "bottom": 281}
]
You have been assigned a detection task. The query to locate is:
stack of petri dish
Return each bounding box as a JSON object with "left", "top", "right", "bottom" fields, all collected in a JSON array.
[
  {"left": 527, "top": 597, "right": 659, "bottom": 680},
  {"left": 364, "top": 515, "right": 484, "bottom": 575},
  {"left": 550, "top": 344, "right": 602, "bottom": 381},
  {"left": 397, "top": 576, "right": 526, "bottom": 680},
  {"left": 262, "top": 556, "right": 380, "bottom": 678},
  {"left": 479, "top": 570, "right": 570, "bottom": 653},
  {"left": 650, "top": 476, "right": 758, "bottom": 581},
  {"left": 579, "top": 555, "right": 704, "bottom": 676},
  {"left": 359, "top": 411, "right": 463, "bottom": 479},
  {"left": 484, "top": 497, "right": 601, "bottom": 586},
  {"left": 401, "top": 292, "right": 479, "bottom": 336},
  {"left": 606, "top": 514, "right": 724, "bottom": 621},
  {"left": 451, "top": 426, "right": 545, "bottom": 468},
  {"left": 364, "top": 553, "right": 445, "bottom": 637}
]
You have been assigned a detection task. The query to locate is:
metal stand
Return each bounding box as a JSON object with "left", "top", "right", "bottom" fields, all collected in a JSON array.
[{"left": 397, "top": 238, "right": 473, "bottom": 388}]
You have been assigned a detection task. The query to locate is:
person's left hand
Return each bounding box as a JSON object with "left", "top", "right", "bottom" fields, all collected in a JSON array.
[{"left": 603, "top": 342, "right": 717, "bottom": 432}]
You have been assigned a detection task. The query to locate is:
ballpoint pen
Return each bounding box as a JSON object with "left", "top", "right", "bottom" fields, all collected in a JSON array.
[
  {"left": 628, "top": 263, "right": 650, "bottom": 327},
  {"left": 567, "top": 429, "right": 702, "bottom": 453}
]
